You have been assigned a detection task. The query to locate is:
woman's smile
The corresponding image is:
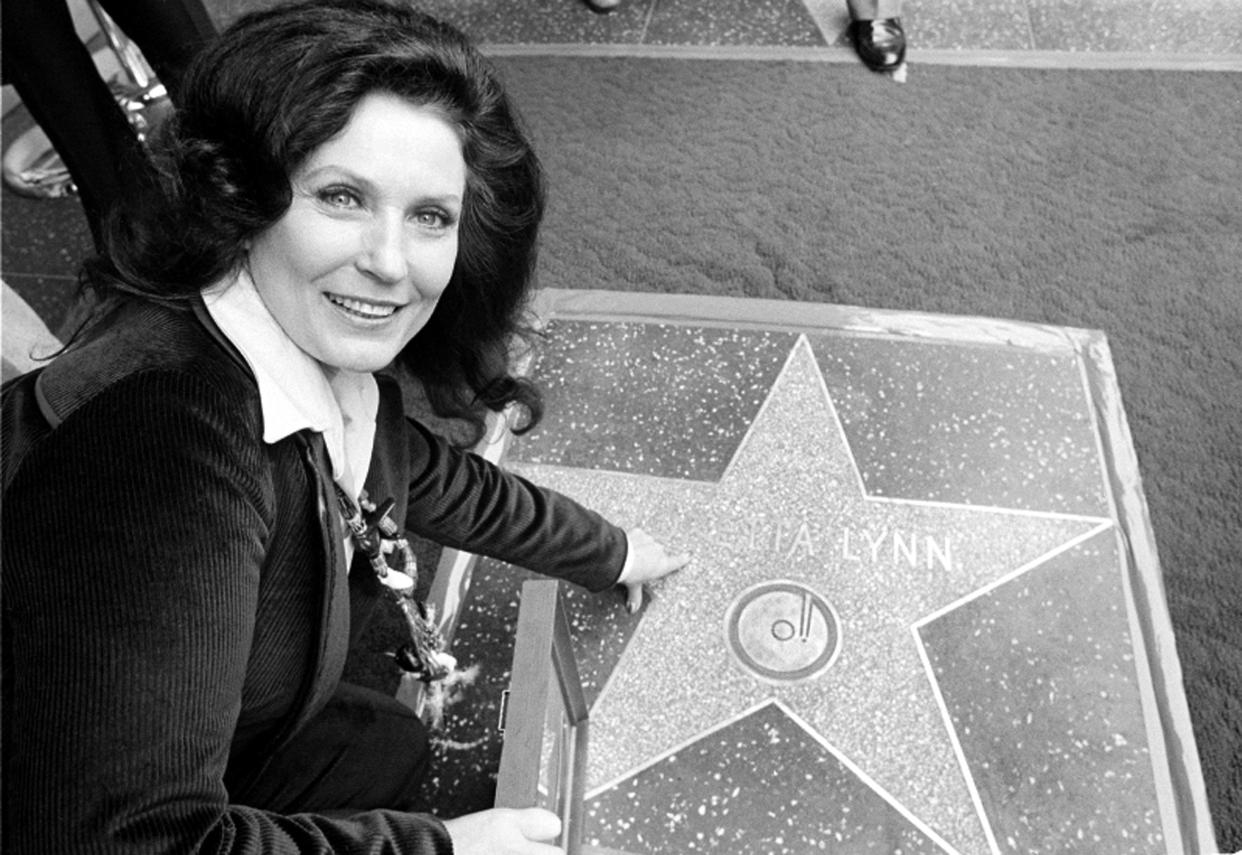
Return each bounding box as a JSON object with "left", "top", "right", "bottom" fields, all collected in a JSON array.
[{"left": 325, "top": 292, "right": 404, "bottom": 321}]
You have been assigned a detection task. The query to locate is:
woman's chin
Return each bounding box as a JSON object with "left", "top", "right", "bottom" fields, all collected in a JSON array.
[{"left": 314, "top": 344, "right": 405, "bottom": 374}]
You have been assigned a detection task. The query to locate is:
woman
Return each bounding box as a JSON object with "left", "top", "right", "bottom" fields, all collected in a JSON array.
[{"left": 0, "top": 1, "right": 687, "bottom": 852}]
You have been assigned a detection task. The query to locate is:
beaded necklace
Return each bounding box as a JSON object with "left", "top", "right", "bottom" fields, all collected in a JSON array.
[{"left": 333, "top": 484, "right": 454, "bottom": 683}]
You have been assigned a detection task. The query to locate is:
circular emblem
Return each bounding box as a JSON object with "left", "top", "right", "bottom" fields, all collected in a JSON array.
[{"left": 724, "top": 580, "right": 841, "bottom": 683}]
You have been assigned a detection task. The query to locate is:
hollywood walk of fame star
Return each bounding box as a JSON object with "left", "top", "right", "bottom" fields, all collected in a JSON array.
[{"left": 508, "top": 335, "right": 1112, "bottom": 854}]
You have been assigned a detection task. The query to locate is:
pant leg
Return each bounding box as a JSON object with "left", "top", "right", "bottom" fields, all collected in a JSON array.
[
  {"left": 847, "top": 0, "right": 903, "bottom": 19},
  {"left": 230, "top": 682, "right": 434, "bottom": 814},
  {"left": 1, "top": 0, "right": 150, "bottom": 247},
  {"left": 94, "top": 0, "right": 217, "bottom": 100}
]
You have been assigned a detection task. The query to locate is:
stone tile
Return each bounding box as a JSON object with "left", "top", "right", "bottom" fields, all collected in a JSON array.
[
  {"left": 808, "top": 333, "right": 1109, "bottom": 513},
  {"left": 0, "top": 188, "right": 91, "bottom": 283},
  {"left": 101, "top": 0, "right": 1242, "bottom": 58},
  {"left": 584, "top": 701, "right": 950, "bottom": 852},
  {"left": 404, "top": 0, "right": 655, "bottom": 45},
  {"left": 208, "top": 0, "right": 658, "bottom": 44},
  {"left": 510, "top": 321, "right": 798, "bottom": 481},
  {"left": 1027, "top": 0, "right": 1242, "bottom": 54},
  {"left": 644, "top": 0, "right": 828, "bottom": 47},
  {"left": 800, "top": 0, "right": 853, "bottom": 45},
  {"left": 903, "top": 0, "right": 1034, "bottom": 50},
  {"left": 805, "top": 0, "right": 1034, "bottom": 51},
  {"left": 2, "top": 273, "right": 83, "bottom": 337}
]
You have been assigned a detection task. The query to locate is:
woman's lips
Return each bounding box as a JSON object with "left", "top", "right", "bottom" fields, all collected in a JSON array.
[{"left": 326, "top": 293, "right": 400, "bottom": 319}]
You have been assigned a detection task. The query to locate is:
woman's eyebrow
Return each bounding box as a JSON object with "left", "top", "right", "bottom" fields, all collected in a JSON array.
[
  {"left": 414, "top": 191, "right": 464, "bottom": 207},
  {"left": 300, "top": 165, "right": 463, "bottom": 206}
]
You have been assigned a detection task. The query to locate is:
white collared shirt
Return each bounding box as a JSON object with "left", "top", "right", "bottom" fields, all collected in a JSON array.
[{"left": 203, "top": 269, "right": 378, "bottom": 530}]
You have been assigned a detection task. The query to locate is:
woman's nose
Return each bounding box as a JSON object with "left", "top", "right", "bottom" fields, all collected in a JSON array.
[{"left": 357, "top": 214, "right": 407, "bottom": 283}]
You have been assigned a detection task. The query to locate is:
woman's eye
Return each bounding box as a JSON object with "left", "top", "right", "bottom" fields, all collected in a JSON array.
[
  {"left": 318, "top": 187, "right": 360, "bottom": 208},
  {"left": 414, "top": 209, "right": 455, "bottom": 229}
]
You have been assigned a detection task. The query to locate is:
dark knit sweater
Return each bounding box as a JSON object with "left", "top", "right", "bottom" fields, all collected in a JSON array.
[{"left": 1, "top": 298, "right": 626, "bottom": 854}]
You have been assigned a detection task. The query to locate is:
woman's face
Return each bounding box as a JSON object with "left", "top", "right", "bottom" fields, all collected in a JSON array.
[{"left": 246, "top": 92, "right": 467, "bottom": 373}]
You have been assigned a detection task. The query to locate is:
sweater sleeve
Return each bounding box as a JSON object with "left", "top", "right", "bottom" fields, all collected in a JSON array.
[
  {"left": 402, "top": 417, "right": 628, "bottom": 592},
  {"left": 1, "top": 370, "right": 450, "bottom": 855}
]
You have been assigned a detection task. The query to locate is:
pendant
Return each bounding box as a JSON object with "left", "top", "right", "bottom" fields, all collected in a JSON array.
[{"left": 335, "top": 485, "right": 453, "bottom": 683}]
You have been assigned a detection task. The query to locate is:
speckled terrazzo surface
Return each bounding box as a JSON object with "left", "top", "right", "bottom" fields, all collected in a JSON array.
[
  {"left": 918, "top": 529, "right": 1163, "bottom": 853},
  {"left": 809, "top": 335, "right": 1110, "bottom": 515},
  {"left": 436, "top": 302, "right": 1202, "bottom": 855},
  {"left": 508, "top": 322, "right": 797, "bottom": 480}
]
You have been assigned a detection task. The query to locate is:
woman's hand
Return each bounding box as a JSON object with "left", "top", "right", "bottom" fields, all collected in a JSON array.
[
  {"left": 442, "top": 807, "right": 564, "bottom": 855},
  {"left": 620, "top": 528, "right": 691, "bottom": 613}
]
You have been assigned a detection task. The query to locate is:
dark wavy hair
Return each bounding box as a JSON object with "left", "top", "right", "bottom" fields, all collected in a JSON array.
[{"left": 86, "top": 0, "right": 545, "bottom": 443}]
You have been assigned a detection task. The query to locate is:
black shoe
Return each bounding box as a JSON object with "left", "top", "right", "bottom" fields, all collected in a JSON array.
[
  {"left": 582, "top": 0, "right": 622, "bottom": 12},
  {"left": 850, "top": 17, "right": 906, "bottom": 72}
]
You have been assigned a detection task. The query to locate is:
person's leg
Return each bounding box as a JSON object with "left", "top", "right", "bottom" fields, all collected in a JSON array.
[
  {"left": 231, "top": 682, "right": 433, "bottom": 813},
  {"left": 94, "top": 0, "right": 217, "bottom": 100},
  {"left": 847, "top": 0, "right": 902, "bottom": 20},
  {"left": 1, "top": 0, "right": 150, "bottom": 246}
]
